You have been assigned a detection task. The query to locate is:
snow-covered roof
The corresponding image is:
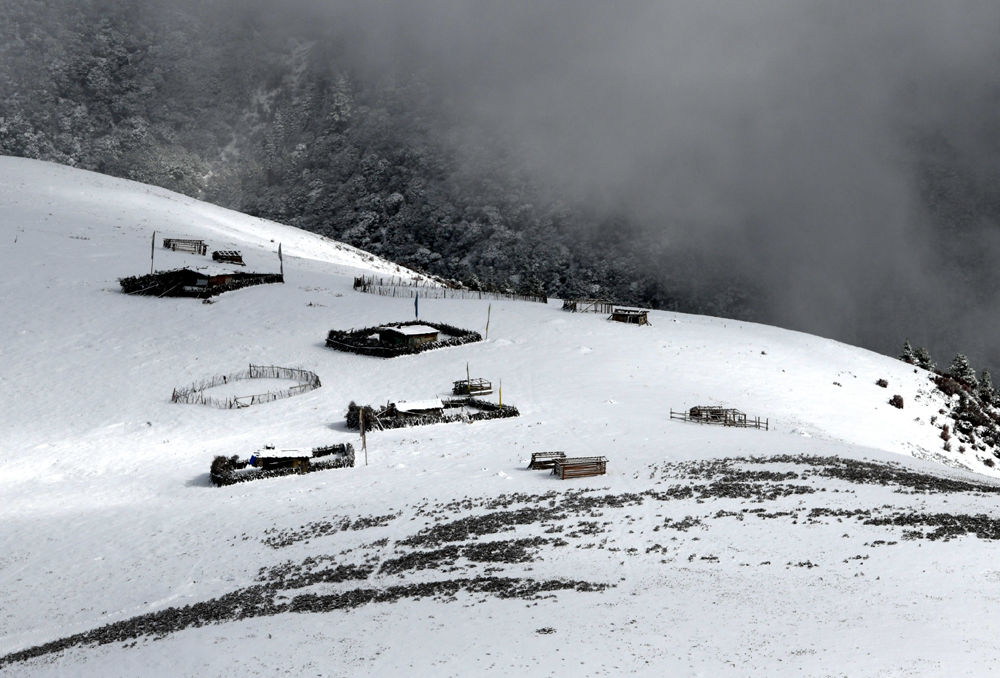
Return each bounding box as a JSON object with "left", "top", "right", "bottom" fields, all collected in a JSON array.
[
  {"left": 394, "top": 398, "right": 444, "bottom": 412},
  {"left": 177, "top": 264, "right": 243, "bottom": 277},
  {"left": 378, "top": 325, "right": 440, "bottom": 336}
]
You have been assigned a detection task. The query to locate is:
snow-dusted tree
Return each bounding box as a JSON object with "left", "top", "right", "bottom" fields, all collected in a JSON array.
[
  {"left": 978, "top": 369, "right": 997, "bottom": 407},
  {"left": 900, "top": 339, "right": 915, "bottom": 364},
  {"left": 914, "top": 346, "right": 935, "bottom": 371},
  {"left": 949, "top": 354, "right": 978, "bottom": 389}
]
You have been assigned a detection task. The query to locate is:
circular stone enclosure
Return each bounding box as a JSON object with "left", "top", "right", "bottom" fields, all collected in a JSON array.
[{"left": 171, "top": 364, "right": 321, "bottom": 409}]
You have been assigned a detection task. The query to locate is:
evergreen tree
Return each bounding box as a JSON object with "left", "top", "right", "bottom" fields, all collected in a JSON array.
[
  {"left": 979, "top": 369, "right": 997, "bottom": 406},
  {"left": 949, "top": 354, "right": 978, "bottom": 388},
  {"left": 914, "top": 346, "right": 935, "bottom": 371},
  {"left": 900, "top": 339, "right": 915, "bottom": 363}
]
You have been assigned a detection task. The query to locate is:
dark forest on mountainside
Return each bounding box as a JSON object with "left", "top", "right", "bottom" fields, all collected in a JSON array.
[{"left": 4, "top": 0, "right": 1000, "bottom": 368}]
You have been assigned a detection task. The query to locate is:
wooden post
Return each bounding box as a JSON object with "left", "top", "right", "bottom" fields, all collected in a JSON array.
[
  {"left": 466, "top": 362, "right": 471, "bottom": 396},
  {"left": 485, "top": 304, "right": 491, "bottom": 340},
  {"left": 360, "top": 408, "right": 368, "bottom": 466},
  {"left": 150, "top": 230, "right": 156, "bottom": 274}
]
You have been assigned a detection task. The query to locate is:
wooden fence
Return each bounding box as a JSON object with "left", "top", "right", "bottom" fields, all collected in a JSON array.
[
  {"left": 163, "top": 238, "right": 207, "bottom": 255},
  {"left": 354, "top": 276, "right": 547, "bottom": 304},
  {"left": 211, "top": 443, "right": 354, "bottom": 486},
  {"left": 346, "top": 397, "right": 519, "bottom": 431},
  {"left": 669, "top": 408, "right": 769, "bottom": 430},
  {"left": 562, "top": 299, "right": 616, "bottom": 314},
  {"left": 172, "top": 364, "right": 321, "bottom": 409}
]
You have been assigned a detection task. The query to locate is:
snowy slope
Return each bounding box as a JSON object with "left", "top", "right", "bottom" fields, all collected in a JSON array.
[{"left": 3, "top": 157, "right": 1000, "bottom": 677}]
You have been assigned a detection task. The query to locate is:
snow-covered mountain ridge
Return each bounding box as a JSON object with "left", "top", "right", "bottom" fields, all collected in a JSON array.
[{"left": 3, "top": 157, "right": 1000, "bottom": 677}]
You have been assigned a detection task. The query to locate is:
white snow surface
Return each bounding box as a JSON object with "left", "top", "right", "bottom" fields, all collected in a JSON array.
[
  {"left": 379, "top": 324, "right": 441, "bottom": 336},
  {"left": 394, "top": 398, "right": 446, "bottom": 413},
  {"left": 2, "top": 157, "right": 1000, "bottom": 676}
]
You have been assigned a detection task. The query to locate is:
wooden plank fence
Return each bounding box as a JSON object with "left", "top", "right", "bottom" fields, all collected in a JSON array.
[
  {"left": 354, "top": 276, "right": 547, "bottom": 304},
  {"left": 562, "top": 299, "right": 616, "bottom": 314},
  {"left": 669, "top": 408, "right": 769, "bottom": 430},
  {"left": 163, "top": 238, "right": 207, "bottom": 255},
  {"left": 171, "top": 364, "right": 321, "bottom": 409}
]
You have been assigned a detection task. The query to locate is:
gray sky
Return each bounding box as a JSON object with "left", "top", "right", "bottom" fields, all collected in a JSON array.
[{"left": 283, "top": 1, "right": 1000, "bottom": 365}]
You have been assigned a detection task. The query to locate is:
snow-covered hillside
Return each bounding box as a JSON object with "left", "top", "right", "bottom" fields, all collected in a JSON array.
[{"left": 3, "top": 157, "right": 1000, "bottom": 677}]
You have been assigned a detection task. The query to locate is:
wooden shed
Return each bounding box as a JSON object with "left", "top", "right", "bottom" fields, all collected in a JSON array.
[
  {"left": 609, "top": 308, "right": 649, "bottom": 325},
  {"left": 212, "top": 250, "right": 245, "bottom": 265},
  {"left": 378, "top": 324, "right": 440, "bottom": 348}
]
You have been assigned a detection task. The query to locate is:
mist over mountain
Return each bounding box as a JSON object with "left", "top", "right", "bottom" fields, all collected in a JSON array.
[{"left": 4, "top": 0, "right": 1000, "bottom": 370}]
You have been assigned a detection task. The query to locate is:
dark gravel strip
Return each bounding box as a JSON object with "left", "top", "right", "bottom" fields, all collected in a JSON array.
[{"left": 0, "top": 576, "right": 606, "bottom": 669}]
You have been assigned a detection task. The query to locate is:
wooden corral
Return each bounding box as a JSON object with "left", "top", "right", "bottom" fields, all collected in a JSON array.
[
  {"left": 670, "top": 406, "right": 769, "bottom": 430},
  {"left": 453, "top": 378, "right": 493, "bottom": 396},
  {"left": 210, "top": 443, "right": 355, "bottom": 486},
  {"left": 171, "top": 365, "right": 321, "bottom": 409},
  {"left": 212, "top": 250, "right": 245, "bottom": 265},
  {"left": 119, "top": 269, "right": 283, "bottom": 298},
  {"left": 346, "top": 398, "right": 519, "bottom": 431},
  {"left": 528, "top": 451, "right": 566, "bottom": 470},
  {"left": 163, "top": 238, "right": 207, "bottom": 255},
  {"left": 562, "top": 299, "right": 615, "bottom": 314},
  {"left": 326, "top": 321, "right": 481, "bottom": 358},
  {"left": 552, "top": 456, "right": 608, "bottom": 479},
  {"left": 609, "top": 308, "right": 649, "bottom": 325}
]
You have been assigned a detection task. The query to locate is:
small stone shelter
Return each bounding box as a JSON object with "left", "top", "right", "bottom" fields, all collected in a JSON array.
[
  {"left": 391, "top": 398, "right": 445, "bottom": 417},
  {"left": 377, "top": 324, "right": 440, "bottom": 349}
]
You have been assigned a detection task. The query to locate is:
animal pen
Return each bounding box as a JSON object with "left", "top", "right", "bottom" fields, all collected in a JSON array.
[
  {"left": 210, "top": 443, "right": 355, "bottom": 486},
  {"left": 171, "top": 365, "right": 321, "bottom": 409},
  {"left": 609, "top": 308, "right": 650, "bottom": 325},
  {"left": 325, "top": 320, "right": 481, "bottom": 358},
  {"left": 346, "top": 398, "right": 519, "bottom": 431},
  {"left": 562, "top": 299, "right": 616, "bottom": 314},
  {"left": 452, "top": 378, "right": 493, "bottom": 396},
  {"left": 670, "top": 406, "right": 769, "bottom": 430},
  {"left": 119, "top": 268, "right": 283, "bottom": 298},
  {"left": 162, "top": 238, "right": 207, "bottom": 255}
]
